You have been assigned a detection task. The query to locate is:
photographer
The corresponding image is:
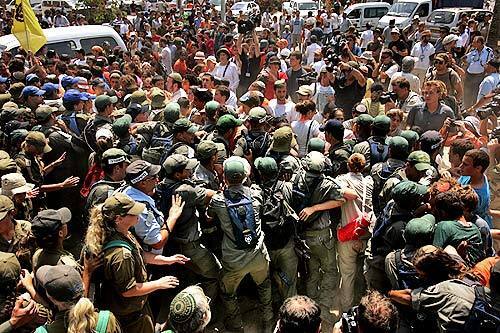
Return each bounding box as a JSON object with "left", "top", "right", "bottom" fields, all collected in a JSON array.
[
  {"left": 385, "top": 77, "right": 423, "bottom": 114},
  {"left": 310, "top": 66, "right": 335, "bottom": 117},
  {"left": 425, "top": 54, "right": 463, "bottom": 107},
  {"left": 333, "top": 290, "right": 399, "bottom": 333},
  {"left": 472, "top": 59, "right": 500, "bottom": 110},
  {"left": 373, "top": 50, "right": 399, "bottom": 90},
  {"left": 332, "top": 61, "right": 367, "bottom": 119},
  {"left": 235, "top": 30, "right": 261, "bottom": 98},
  {"left": 274, "top": 295, "right": 321, "bottom": 333}
]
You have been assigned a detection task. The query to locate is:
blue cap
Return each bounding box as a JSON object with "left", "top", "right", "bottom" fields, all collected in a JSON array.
[
  {"left": 63, "top": 89, "right": 88, "bottom": 102},
  {"left": 25, "top": 73, "right": 39, "bottom": 84},
  {"left": 0, "top": 76, "right": 9, "bottom": 84},
  {"left": 21, "top": 86, "right": 45, "bottom": 97},
  {"left": 320, "top": 119, "right": 344, "bottom": 140},
  {"left": 41, "top": 82, "right": 59, "bottom": 94},
  {"left": 82, "top": 92, "right": 96, "bottom": 100},
  {"left": 60, "top": 76, "right": 79, "bottom": 89}
]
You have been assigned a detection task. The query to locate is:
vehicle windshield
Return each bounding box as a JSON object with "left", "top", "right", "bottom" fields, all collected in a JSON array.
[
  {"left": 387, "top": 2, "right": 417, "bottom": 17},
  {"left": 211, "top": 0, "right": 221, "bottom": 6},
  {"left": 298, "top": 2, "right": 318, "bottom": 10},
  {"left": 231, "top": 3, "right": 247, "bottom": 10},
  {"left": 427, "top": 10, "right": 455, "bottom": 24}
]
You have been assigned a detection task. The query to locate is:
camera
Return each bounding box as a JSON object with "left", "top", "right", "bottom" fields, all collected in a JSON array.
[
  {"left": 379, "top": 92, "right": 397, "bottom": 104},
  {"left": 490, "top": 127, "right": 500, "bottom": 141},
  {"left": 238, "top": 19, "right": 255, "bottom": 35},
  {"left": 341, "top": 306, "right": 359, "bottom": 333},
  {"left": 477, "top": 101, "right": 500, "bottom": 120},
  {"left": 297, "top": 71, "right": 318, "bottom": 86}
]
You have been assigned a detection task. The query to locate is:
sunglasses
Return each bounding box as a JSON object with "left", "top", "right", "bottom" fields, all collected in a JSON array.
[{"left": 434, "top": 60, "right": 445, "bottom": 65}]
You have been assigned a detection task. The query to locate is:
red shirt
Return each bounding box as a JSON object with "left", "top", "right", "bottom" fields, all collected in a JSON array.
[{"left": 264, "top": 71, "right": 287, "bottom": 100}]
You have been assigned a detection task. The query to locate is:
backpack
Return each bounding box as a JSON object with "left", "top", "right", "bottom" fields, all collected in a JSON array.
[
  {"left": 159, "top": 142, "right": 189, "bottom": 166},
  {"left": 245, "top": 131, "right": 271, "bottom": 159},
  {"left": 155, "top": 181, "right": 183, "bottom": 217},
  {"left": 463, "top": 286, "right": 500, "bottom": 333},
  {"left": 35, "top": 309, "right": 112, "bottom": 333},
  {"left": 223, "top": 189, "right": 258, "bottom": 250},
  {"left": 394, "top": 250, "right": 423, "bottom": 290},
  {"left": 142, "top": 123, "right": 174, "bottom": 164},
  {"left": 368, "top": 137, "right": 389, "bottom": 165},
  {"left": 261, "top": 182, "right": 294, "bottom": 250}
]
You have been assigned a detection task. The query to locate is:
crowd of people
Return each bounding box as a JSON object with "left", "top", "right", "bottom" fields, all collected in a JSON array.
[{"left": 0, "top": 1, "right": 499, "bottom": 333}]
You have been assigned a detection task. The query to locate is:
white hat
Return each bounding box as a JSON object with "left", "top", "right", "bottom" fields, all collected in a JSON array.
[
  {"left": 391, "top": 27, "right": 400, "bottom": 34},
  {"left": 442, "top": 34, "right": 459, "bottom": 45},
  {"left": 96, "top": 127, "right": 114, "bottom": 140},
  {"left": 280, "top": 48, "right": 291, "bottom": 59},
  {"left": 1, "top": 173, "right": 35, "bottom": 197},
  {"left": 360, "top": 51, "right": 374, "bottom": 61}
]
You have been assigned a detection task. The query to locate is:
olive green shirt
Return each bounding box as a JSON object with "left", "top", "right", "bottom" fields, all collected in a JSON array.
[
  {"left": 208, "top": 184, "right": 269, "bottom": 271},
  {"left": 0, "top": 220, "right": 31, "bottom": 254},
  {"left": 32, "top": 248, "right": 82, "bottom": 274},
  {"left": 102, "top": 232, "right": 148, "bottom": 316}
]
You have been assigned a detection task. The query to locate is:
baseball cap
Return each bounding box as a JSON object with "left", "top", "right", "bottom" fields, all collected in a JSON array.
[
  {"left": 204, "top": 101, "right": 220, "bottom": 116},
  {"left": 391, "top": 27, "right": 400, "bottom": 34},
  {"left": 355, "top": 114, "right": 374, "bottom": 127},
  {"left": 196, "top": 140, "right": 218, "bottom": 160},
  {"left": 0, "top": 195, "right": 14, "bottom": 220},
  {"left": 1, "top": 173, "right": 34, "bottom": 197},
  {"left": 223, "top": 156, "right": 249, "bottom": 182},
  {"left": 95, "top": 127, "right": 114, "bottom": 140},
  {"left": 36, "top": 265, "right": 83, "bottom": 302},
  {"left": 95, "top": 95, "right": 118, "bottom": 110},
  {"left": 126, "top": 160, "right": 161, "bottom": 184},
  {"left": 163, "top": 154, "right": 199, "bottom": 175},
  {"left": 194, "top": 51, "right": 206, "bottom": 60},
  {"left": 442, "top": 35, "right": 459, "bottom": 46},
  {"left": 391, "top": 180, "right": 427, "bottom": 202},
  {"left": 254, "top": 157, "right": 278, "bottom": 176},
  {"left": 296, "top": 85, "right": 313, "bottom": 96},
  {"left": 271, "top": 126, "right": 296, "bottom": 153},
  {"left": 404, "top": 214, "right": 436, "bottom": 245},
  {"left": 239, "top": 92, "right": 261, "bottom": 107},
  {"left": 419, "top": 130, "right": 443, "bottom": 151},
  {"left": 248, "top": 107, "right": 267, "bottom": 122},
  {"left": 102, "top": 193, "right": 145, "bottom": 217},
  {"left": 172, "top": 118, "right": 199, "bottom": 134},
  {"left": 21, "top": 86, "right": 45, "bottom": 98},
  {"left": 25, "top": 131, "right": 51, "bottom": 153},
  {"left": 0, "top": 76, "right": 9, "bottom": 84},
  {"left": 150, "top": 88, "right": 166, "bottom": 109},
  {"left": 302, "top": 151, "right": 326, "bottom": 173},
  {"left": 320, "top": 119, "right": 344, "bottom": 141},
  {"left": 407, "top": 150, "right": 431, "bottom": 171},
  {"left": 26, "top": 73, "right": 40, "bottom": 84},
  {"left": 400, "top": 130, "right": 419, "bottom": 148},
  {"left": 63, "top": 89, "right": 88, "bottom": 103},
  {"left": 389, "top": 136, "right": 409, "bottom": 155},
  {"left": 373, "top": 115, "right": 391, "bottom": 130},
  {"left": 169, "top": 72, "right": 183, "bottom": 84},
  {"left": 61, "top": 76, "right": 80, "bottom": 89},
  {"left": 130, "top": 90, "right": 148, "bottom": 104},
  {"left": 0, "top": 252, "right": 20, "bottom": 285},
  {"left": 216, "top": 114, "right": 242, "bottom": 133},
  {"left": 308, "top": 137, "right": 326, "bottom": 153},
  {"left": 112, "top": 114, "right": 132, "bottom": 136},
  {"left": 31, "top": 208, "right": 72, "bottom": 239},
  {"left": 35, "top": 105, "right": 58, "bottom": 122},
  {"left": 101, "top": 148, "right": 129, "bottom": 166},
  {"left": 126, "top": 102, "right": 150, "bottom": 120},
  {"left": 76, "top": 77, "right": 90, "bottom": 90},
  {"left": 164, "top": 102, "right": 181, "bottom": 123},
  {"left": 41, "top": 82, "right": 59, "bottom": 95}
]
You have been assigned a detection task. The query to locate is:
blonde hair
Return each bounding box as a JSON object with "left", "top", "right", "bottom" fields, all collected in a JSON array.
[
  {"left": 84, "top": 205, "right": 111, "bottom": 255},
  {"left": 68, "top": 298, "right": 121, "bottom": 333},
  {"left": 423, "top": 80, "right": 445, "bottom": 98},
  {"left": 347, "top": 153, "right": 366, "bottom": 173}
]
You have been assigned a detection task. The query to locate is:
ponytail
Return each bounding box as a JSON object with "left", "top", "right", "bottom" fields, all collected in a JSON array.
[
  {"left": 85, "top": 205, "right": 109, "bottom": 255},
  {"left": 68, "top": 298, "right": 121, "bottom": 333}
]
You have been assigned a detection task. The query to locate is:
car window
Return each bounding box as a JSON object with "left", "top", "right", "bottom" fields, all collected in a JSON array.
[
  {"left": 347, "top": 9, "right": 361, "bottom": 19},
  {"left": 377, "top": 7, "right": 389, "bottom": 17},
  {"left": 416, "top": 3, "right": 429, "bottom": 17},
  {"left": 364, "top": 7, "right": 386, "bottom": 18},
  {"left": 427, "top": 10, "right": 455, "bottom": 24},
  {"left": 80, "top": 37, "right": 118, "bottom": 53},
  {"left": 47, "top": 40, "right": 77, "bottom": 55}
]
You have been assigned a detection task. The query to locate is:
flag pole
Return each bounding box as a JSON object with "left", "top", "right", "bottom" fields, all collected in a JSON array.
[{"left": 23, "top": 0, "right": 31, "bottom": 53}]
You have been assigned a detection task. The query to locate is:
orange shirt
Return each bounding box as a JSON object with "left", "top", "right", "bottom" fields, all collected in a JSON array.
[
  {"left": 471, "top": 256, "right": 500, "bottom": 286},
  {"left": 173, "top": 59, "right": 188, "bottom": 76}
]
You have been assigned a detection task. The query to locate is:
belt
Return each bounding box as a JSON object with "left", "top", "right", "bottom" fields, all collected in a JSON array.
[{"left": 466, "top": 72, "right": 484, "bottom": 76}]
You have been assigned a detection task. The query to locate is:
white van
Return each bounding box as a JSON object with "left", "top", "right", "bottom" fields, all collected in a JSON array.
[
  {"left": 0, "top": 25, "right": 127, "bottom": 55},
  {"left": 345, "top": 3, "right": 391, "bottom": 30},
  {"left": 378, "top": 0, "right": 432, "bottom": 30},
  {"left": 289, "top": 0, "right": 319, "bottom": 18},
  {"left": 426, "top": 8, "right": 492, "bottom": 41}
]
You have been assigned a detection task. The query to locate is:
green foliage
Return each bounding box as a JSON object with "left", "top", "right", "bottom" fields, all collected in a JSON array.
[{"left": 76, "top": 0, "right": 120, "bottom": 24}]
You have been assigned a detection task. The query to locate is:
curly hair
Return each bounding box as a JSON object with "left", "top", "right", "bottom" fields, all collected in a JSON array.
[
  {"left": 348, "top": 153, "right": 366, "bottom": 173},
  {"left": 84, "top": 206, "right": 113, "bottom": 256},
  {"left": 413, "top": 248, "right": 468, "bottom": 284},
  {"left": 68, "top": 298, "right": 120, "bottom": 333},
  {"left": 358, "top": 290, "right": 398, "bottom": 333},
  {"left": 428, "top": 176, "right": 459, "bottom": 202}
]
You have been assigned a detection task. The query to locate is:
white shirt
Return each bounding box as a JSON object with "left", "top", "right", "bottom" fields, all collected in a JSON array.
[
  {"left": 477, "top": 72, "right": 500, "bottom": 101},
  {"left": 291, "top": 119, "right": 322, "bottom": 157},
  {"left": 466, "top": 47, "right": 494, "bottom": 74},
  {"left": 389, "top": 72, "right": 421, "bottom": 94},
  {"left": 305, "top": 43, "right": 322, "bottom": 65},
  {"left": 310, "top": 82, "right": 335, "bottom": 114},
  {"left": 335, "top": 172, "right": 375, "bottom": 227},
  {"left": 385, "top": 64, "right": 400, "bottom": 79},
  {"left": 457, "top": 30, "right": 470, "bottom": 48},
  {"left": 170, "top": 88, "right": 187, "bottom": 102},
  {"left": 411, "top": 41, "right": 435, "bottom": 70},
  {"left": 268, "top": 99, "right": 297, "bottom": 123},
  {"left": 323, "top": 17, "right": 333, "bottom": 34},
  {"left": 312, "top": 60, "right": 326, "bottom": 74},
  {"left": 161, "top": 46, "right": 173, "bottom": 75},
  {"left": 212, "top": 62, "right": 240, "bottom": 92},
  {"left": 360, "top": 30, "right": 374, "bottom": 49}
]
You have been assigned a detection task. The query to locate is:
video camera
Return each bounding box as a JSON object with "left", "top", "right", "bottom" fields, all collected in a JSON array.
[
  {"left": 477, "top": 95, "right": 500, "bottom": 120},
  {"left": 341, "top": 306, "right": 359, "bottom": 333},
  {"left": 237, "top": 19, "right": 255, "bottom": 35},
  {"left": 379, "top": 92, "right": 397, "bottom": 104},
  {"left": 297, "top": 71, "right": 318, "bottom": 86}
]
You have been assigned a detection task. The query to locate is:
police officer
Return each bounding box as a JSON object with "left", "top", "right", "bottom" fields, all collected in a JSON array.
[
  {"left": 193, "top": 140, "right": 221, "bottom": 191},
  {"left": 321, "top": 119, "right": 351, "bottom": 177},
  {"left": 164, "top": 118, "right": 199, "bottom": 159},
  {"left": 85, "top": 148, "right": 130, "bottom": 212},
  {"left": 122, "top": 160, "right": 183, "bottom": 254},
  {"left": 254, "top": 157, "right": 298, "bottom": 302},
  {"left": 291, "top": 151, "right": 345, "bottom": 310},
  {"left": 159, "top": 154, "right": 221, "bottom": 301},
  {"left": 31, "top": 208, "right": 81, "bottom": 273},
  {"left": 207, "top": 114, "right": 243, "bottom": 160},
  {"left": 208, "top": 156, "right": 273, "bottom": 332},
  {"left": 82, "top": 95, "right": 117, "bottom": 151},
  {"left": 0, "top": 195, "right": 30, "bottom": 260},
  {"left": 266, "top": 126, "right": 301, "bottom": 180},
  {"left": 59, "top": 89, "right": 89, "bottom": 137}
]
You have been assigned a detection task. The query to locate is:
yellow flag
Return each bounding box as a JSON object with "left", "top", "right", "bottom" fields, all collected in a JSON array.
[{"left": 11, "top": 0, "right": 47, "bottom": 53}]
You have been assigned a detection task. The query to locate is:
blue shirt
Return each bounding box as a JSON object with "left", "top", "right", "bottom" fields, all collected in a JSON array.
[
  {"left": 123, "top": 186, "right": 164, "bottom": 253},
  {"left": 458, "top": 175, "right": 492, "bottom": 227}
]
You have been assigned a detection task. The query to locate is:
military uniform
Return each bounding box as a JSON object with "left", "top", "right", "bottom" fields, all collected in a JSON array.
[
  {"left": 14, "top": 151, "right": 44, "bottom": 188},
  {"left": 32, "top": 248, "right": 82, "bottom": 274},
  {"left": 0, "top": 219, "right": 31, "bottom": 256},
  {"left": 208, "top": 157, "right": 273, "bottom": 330},
  {"left": 371, "top": 158, "right": 406, "bottom": 215},
  {"left": 102, "top": 231, "right": 154, "bottom": 333},
  {"left": 113, "top": 114, "right": 139, "bottom": 156},
  {"left": 327, "top": 142, "right": 352, "bottom": 177},
  {"left": 193, "top": 163, "right": 220, "bottom": 190}
]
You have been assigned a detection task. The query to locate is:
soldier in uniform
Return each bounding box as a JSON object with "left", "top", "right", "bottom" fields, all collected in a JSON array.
[
  {"left": 159, "top": 154, "right": 221, "bottom": 301},
  {"left": 30, "top": 208, "right": 81, "bottom": 273},
  {"left": 112, "top": 115, "right": 139, "bottom": 156},
  {"left": 164, "top": 118, "right": 199, "bottom": 159},
  {"left": 233, "top": 107, "right": 271, "bottom": 162},
  {"left": 266, "top": 126, "right": 301, "bottom": 180},
  {"left": 86, "top": 193, "right": 183, "bottom": 333},
  {"left": 149, "top": 87, "right": 167, "bottom": 121},
  {"left": 208, "top": 156, "right": 274, "bottom": 332},
  {"left": 353, "top": 115, "right": 391, "bottom": 169},
  {"left": 207, "top": 114, "right": 243, "bottom": 161},
  {"left": 85, "top": 148, "right": 130, "bottom": 215},
  {"left": 321, "top": 119, "right": 352, "bottom": 177},
  {"left": 82, "top": 95, "right": 117, "bottom": 151},
  {"left": 0, "top": 195, "right": 31, "bottom": 268},
  {"left": 370, "top": 136, "right": 409, "bottom": 215},
  {"left": 59, "top": 89, "right": 90, "bottom": 137},
  {"left": 291, "top": 151, "right": 345, "bottom": 309},
  {"left": 193, "top": 140, "right": 221, "bottom": 191},
  {"left": 0, "top": 173, "right": 35, "bottom": 221},
  {"left": 254, "top": 157, "right": 298, "bottom": 303}
]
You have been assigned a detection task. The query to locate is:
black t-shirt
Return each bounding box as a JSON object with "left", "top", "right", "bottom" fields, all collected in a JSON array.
[
  {"left": 333, "top": 79, "right": 366, "bottom": 119},
  {"left": 286, "top": 67, "right": 306, "bottom": 103},
  {"left": 388, "top": 40, "right": 408, "bottom": 66}
]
